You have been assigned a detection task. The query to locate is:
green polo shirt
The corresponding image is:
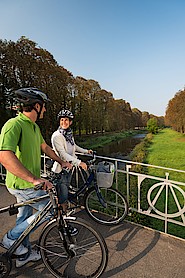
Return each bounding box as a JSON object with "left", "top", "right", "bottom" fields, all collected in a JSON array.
[{"left": 0, "top": 113, "right": 45, "bottom": 189}]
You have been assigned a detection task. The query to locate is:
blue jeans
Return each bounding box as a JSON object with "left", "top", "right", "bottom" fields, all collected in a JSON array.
[
  {"left": 7, "top": 187, "right": 49, "bottom": 249},
  {"left": 52, "top": 170, "right": 71, "bottom": 204}
]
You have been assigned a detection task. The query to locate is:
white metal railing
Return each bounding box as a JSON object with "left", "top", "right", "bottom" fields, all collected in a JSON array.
[
  {"left": 1, "top": 154, "right": 185, "bottom": 237},
  {"left": 74, "top": 153, "right": 185, "bottom": 236}
]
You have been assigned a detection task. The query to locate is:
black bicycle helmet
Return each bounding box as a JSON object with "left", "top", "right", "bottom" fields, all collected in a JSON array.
[
  {"left": 14, "top": 87, "right": 51, "bottom": 106},
  {"left": 57, "top": 109, "right": 74, "bottom": 120}
]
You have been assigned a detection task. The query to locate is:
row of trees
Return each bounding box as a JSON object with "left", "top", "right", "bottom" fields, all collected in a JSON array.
[
  {"left": 165, "top": 89, "right": 185, "bottom": 133},
  {"left": 0, "top": 36, "right": 164, "bottom": 143}
]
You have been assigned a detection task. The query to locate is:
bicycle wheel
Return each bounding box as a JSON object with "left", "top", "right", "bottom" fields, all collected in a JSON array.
[
  {"left": 39, "top": 218, "right": 108, "bottom": 278},
  {"left": 85, "top": 187, "right": 128, "bottom": 225},
  {"left": 0, "top": 254, "right": 12, "bottom": 278}
]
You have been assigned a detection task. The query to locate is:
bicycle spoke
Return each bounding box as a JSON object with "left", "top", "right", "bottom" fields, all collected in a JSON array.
[
  {"left": 39, "top": 219, "right": 108, "bottom": 277},
  {"left": 85, "top": 187, "right": 128, "bottom": 225}
]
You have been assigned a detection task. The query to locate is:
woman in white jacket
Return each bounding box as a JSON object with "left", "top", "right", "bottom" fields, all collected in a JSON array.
[{"left": 51, "top": 109, "right": 92, "bottom": 217}]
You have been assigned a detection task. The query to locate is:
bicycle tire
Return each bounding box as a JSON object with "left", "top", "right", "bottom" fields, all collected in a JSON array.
[
  {"left": 0, "top": 254, "right": 12, "bottom": 278},
  {"left": 84, "top": 187, "right": 128, "bottom": 225},
  {"left": 39, "top": 218, "right": 108, "bottom": 278}
]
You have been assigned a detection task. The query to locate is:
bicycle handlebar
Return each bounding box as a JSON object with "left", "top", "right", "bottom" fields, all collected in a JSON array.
[
  {"left": 34, "top": 182, "right": 45, "bottom": 190},
  {"left": 34, "top": 182, "right": 58, "bottom": 209},
  {"left": 86, "top": 151, "right": 97, "bottom": 166}
]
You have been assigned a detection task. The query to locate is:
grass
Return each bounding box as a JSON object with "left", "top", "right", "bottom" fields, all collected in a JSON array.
[
  {"left": 144, "top": 128, "right": 185, "bottom": 238},
  {"left": 146, "top": 128, "right": 185, "bottom": 181}
]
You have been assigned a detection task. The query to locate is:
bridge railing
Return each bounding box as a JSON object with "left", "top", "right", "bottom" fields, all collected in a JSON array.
[
  {"left": 74, "top": 153, "right": 185, "bottom": 237},
  {"left": 1, "top": 153, "right": 185, "bottom": 237}
]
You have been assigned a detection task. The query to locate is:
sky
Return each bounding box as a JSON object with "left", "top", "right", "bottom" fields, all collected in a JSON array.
[{"left": 1, "top": 0, "right": 185, "bottom": 116}]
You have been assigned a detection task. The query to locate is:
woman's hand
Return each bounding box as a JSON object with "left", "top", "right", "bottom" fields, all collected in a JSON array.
[
  {"left": 88, "top": 149, "right": 93, "bottom": 154},
  {"left": 62, "top": 161, "right": 73, "bottom": 169},
  {"left": 79, "top": 162, "right": 88, "bottom": 170}
]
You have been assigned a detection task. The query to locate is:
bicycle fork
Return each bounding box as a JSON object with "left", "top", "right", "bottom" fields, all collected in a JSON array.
[
  {"left": 58, "top": 214, "right": 76, "bottom": 257},
  {"left": 94, "top": 183, "right": 107, "bottom": 208},
  {"left": 86, "top": 172, "right": 108, "bottom": 208}
]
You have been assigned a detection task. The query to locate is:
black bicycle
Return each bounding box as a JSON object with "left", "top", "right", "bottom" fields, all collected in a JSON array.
[
  {"left": 65, "top": 152, "right": 128, "bottom": 225},
  {"left": 0, "top": 184, "right": 108, "bottom": 278}
]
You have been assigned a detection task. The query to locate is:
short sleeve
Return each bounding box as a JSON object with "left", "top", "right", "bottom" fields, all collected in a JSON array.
[{"left": 0, "top": 119, "right": 21, "bottom": 152}]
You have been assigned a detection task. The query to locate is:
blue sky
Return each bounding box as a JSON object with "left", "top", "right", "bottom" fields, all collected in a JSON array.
[{"left": 1, "top": 0, "right": 185, "bottom": 116}]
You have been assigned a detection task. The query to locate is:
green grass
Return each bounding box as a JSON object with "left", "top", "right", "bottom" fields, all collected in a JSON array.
[
  {"left": 146, "top": 128, "right": 185, "bottom": 181},
  {"left": 145, "top": 128, "right": 185, "bottom": 238}
]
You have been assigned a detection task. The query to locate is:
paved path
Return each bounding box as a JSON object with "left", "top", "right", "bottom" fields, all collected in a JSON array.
[{"left": 0, "top": 184, "right": 185, "bottom": 278}]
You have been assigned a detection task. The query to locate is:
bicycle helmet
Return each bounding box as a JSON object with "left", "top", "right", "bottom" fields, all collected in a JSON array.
[
  {"left": 14, "top": 87, "right": 51, "bottom": 106},
  {"left": 57, "top": 109, "right": 74, "bottom": 120}
]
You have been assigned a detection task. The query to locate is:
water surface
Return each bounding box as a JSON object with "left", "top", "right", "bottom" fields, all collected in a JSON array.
[{"left": 97, "top": 133, "right": 146, "bottom": 160}]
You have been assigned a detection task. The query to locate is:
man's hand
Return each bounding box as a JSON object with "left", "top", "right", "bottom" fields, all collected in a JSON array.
[{"left": 33, "top": 178, "right": 53, "bottom": 190}]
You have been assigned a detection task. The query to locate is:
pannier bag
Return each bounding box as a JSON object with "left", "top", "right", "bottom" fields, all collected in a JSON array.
[{"left": 96, "top": 161, "right": 115, "bottom": 188}]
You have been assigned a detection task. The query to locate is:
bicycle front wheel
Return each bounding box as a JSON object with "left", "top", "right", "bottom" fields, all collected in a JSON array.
[
  {"left": 39, "top": 218, "right": 108, "bottom": 278},
  {"left": 85, "top": 187, "right": 128, "bottom": 225}
]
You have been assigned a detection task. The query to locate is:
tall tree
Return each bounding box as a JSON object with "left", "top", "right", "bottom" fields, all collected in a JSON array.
[{"left": 165, "top": 89, "right": 185, "bottom": 133}]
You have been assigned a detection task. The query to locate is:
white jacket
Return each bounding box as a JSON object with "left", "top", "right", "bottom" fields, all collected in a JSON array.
[{"left": 51, "top": 130, "right": 88, "bottom": 173}]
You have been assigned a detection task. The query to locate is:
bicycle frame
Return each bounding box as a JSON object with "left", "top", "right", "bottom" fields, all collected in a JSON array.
[
  {"left": 0, "top": 184, "right": 109, "bottom": 278},
  {"left": 0, "top": 193, "right": 53, "bottom": 256},
  {"left": 69, "top": 166, "right": 107, "bottom": 208}
]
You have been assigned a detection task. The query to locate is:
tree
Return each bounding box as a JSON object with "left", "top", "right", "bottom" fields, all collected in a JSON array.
[
  {"left": 147, "top": 118, "right": 158, "bottom": 134},
  {"left": 1, "top": 36, "right": 161, "bottom": 141},
  {"left": 142, "top": 111, "right": 150, "bottom": 127},
  {"left": 132, "top": 108, "right": 143, "bottom": 128},
  {"left": 165, "top": 89, "right": 185, "bottom": 133}
]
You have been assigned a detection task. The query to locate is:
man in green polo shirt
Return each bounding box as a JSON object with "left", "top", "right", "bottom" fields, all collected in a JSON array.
[
  {"left": 1, "top": 112, "right": 45, "bottom": 190},
  {"left": 0, "top": 87, "right": 72, "bottom": 268}
]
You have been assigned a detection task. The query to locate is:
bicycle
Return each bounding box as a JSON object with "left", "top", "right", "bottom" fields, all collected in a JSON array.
[
  {"left": 59, "top": 152, "right": 129, "bottom": 225},
  {"left": 0, "top": 183, "right": 108, "bottom": 278}
]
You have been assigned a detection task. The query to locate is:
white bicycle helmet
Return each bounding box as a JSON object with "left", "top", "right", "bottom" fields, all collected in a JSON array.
[
  {"left": 57, "top": 109, "right": 74, "bottom": 120},
  {"left": 14, "top": 87, "right": 51, "bottom": 106}
]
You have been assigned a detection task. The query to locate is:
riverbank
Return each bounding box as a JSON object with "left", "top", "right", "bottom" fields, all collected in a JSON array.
[{"left": 75, "top": 130, "right": 145, "bottom": 149}]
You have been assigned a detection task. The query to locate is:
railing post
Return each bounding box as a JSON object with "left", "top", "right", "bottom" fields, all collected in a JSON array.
[
  {"left": 165, "top": 172, "right": 169, "bottom": 234},
  {"left": 115, "top": 160, "right": 118, "bottom": 191},
  {"left": 126, "top": 164, "right": 131, "bottom": 206}
]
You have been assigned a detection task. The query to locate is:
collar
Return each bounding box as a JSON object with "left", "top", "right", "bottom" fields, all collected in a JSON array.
[{"left": 18, "top": 113, "right": 36, "bottom": 126}]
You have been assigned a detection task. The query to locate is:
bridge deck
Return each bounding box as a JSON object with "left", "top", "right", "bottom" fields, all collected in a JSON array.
[{"left": 0, "top": 185, "right": 184, "bottom": 278}]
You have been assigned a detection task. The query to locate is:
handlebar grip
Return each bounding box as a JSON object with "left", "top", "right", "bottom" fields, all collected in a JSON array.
[
  {"left": 86, "top": 151, "right": 97, "bottom": 166},
  {"left": 34, "top": 182, "right": 45, "bottom": 190}
]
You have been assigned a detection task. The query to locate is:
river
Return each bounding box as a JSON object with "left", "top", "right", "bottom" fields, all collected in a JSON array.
[{"left": 97, "top": 133, "right": 146, "bottom": 160}]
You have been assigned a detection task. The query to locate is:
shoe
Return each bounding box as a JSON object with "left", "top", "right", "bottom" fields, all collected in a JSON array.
[
  {"left": 16, "top": 249, "right": 41, "bottom": 268},
  {"left": 63, "top": 225, "right": 78, "bottom": 236},
  {"left": 68, "top": 192, "right": 77, "bottom": 204},
  {"left": 2, "top": 234, "right": 28, "bottom": 255}
]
